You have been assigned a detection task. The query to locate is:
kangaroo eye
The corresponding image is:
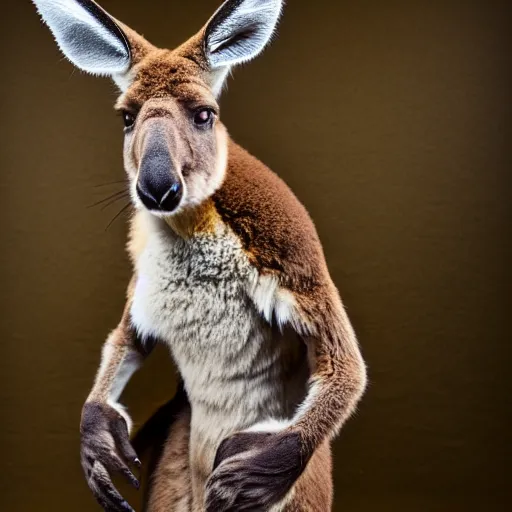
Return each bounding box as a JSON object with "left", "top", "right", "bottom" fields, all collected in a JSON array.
[
  {"left": 122, "top": 111, "right": 136, "bottom": 129},
  {"left": 193, "top": 108, "right": 214, "bottom": 128}
]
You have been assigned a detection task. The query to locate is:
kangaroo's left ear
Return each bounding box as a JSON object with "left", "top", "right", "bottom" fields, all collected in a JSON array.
[
  {"left": 32, "top": 0, "right": 154, "bottom": 89},
  {"left": 32, "top": 0, "right": 132, "bottom": 75},
  {"left": 204, "top": 0, "right": 283, "bottom": 69}
]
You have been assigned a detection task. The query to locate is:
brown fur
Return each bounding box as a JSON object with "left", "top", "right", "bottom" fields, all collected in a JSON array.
[
  {"left": 145, "top": 405, "right": 192, "bottom": 512},
  {"left": 116, "top": 22, "right": 156, "bottom": 65},
  {"left": 213, "top": 140, "right": 327, "bottom": 284},
  {"left": 285, "top": 442, "right": 333, "bottom": 511},
  {"left": 164, "top": 199, "right": 220, "bottom": 239}
]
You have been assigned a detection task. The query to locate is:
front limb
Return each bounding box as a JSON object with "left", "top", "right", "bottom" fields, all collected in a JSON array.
[
  {"left": 80, "top": 281, "right": 155, "bottom": 512},
  {"left": 206, "top": 281, "right": 367, "bottom": 511}
]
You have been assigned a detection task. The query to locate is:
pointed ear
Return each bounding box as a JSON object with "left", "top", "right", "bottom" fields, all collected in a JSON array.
[
  {"left": 32, "top": 0, "right": 152, "bottom": 87},
  {"left": 204, "top": 0, "right": 283, "bottom": 69}
]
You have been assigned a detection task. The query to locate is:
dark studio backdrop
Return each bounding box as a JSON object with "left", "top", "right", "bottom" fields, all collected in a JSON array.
[{"left": 0, "top": 0, "right": 510, "bottom": 510}]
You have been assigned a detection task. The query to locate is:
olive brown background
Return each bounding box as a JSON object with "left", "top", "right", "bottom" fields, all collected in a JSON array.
[{"left": 0, "top": 0, "right": 510, "bottom": 510}]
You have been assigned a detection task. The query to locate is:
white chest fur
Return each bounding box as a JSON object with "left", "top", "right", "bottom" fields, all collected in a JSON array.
[{"left": 131, "top": 214, "right": 307, "bottom": 412}]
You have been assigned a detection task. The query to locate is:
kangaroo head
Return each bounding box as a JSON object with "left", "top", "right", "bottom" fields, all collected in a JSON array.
[{"left": 33, "top": 0, "right": 283, "bottom": 215}]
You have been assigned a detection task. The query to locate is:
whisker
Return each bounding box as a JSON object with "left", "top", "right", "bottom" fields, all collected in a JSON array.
[
  {"left": 101, "top": 193, "right": 130, "bottom": 211},
  {"left": 93, "top": 180, "right": 128, "bottom": 188},
  {"left": 88, "top": 189, "right": 128, "bottom": 208},
  {"left": 105, "top": 202, "right": 132, "bottom": 231}
]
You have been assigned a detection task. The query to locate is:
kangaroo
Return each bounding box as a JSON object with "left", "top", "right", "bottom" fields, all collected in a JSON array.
[{"left": 32, "top": 1, "right": 367, "bottom": 511}]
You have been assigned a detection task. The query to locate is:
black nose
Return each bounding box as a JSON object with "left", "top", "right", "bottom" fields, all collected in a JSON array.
[
  {"left": 137, "top": 136, "right": 183, "bottom": 212},
  {"left": 137, "top": 181, "right": 182, "bottom": 212}
]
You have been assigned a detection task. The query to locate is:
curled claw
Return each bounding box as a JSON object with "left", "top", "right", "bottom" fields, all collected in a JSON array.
[
  {"left": 80, "top": 401, "right": 140, "bottom": 511},
  {"left": 89, "top": 461, "right": 135, "bottom": 512},
  {"left": 104, "top": 450, "right": 140, "bottom": 489}
]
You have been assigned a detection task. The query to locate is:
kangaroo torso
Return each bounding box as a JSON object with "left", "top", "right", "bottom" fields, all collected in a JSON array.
[{"left": 130, "top": 141, "right": 309, "bottom": 507}]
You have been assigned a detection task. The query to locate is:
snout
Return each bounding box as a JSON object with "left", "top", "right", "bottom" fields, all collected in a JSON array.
[{"left": 136, "top": 122, "right": 183, "bottom": 213}]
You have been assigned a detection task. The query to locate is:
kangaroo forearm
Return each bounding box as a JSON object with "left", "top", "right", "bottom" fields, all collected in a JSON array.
[
  {"left": 292, "top": 349, "right": 366, "bottom": 453},
  {"left": 87, "top": 276, "right": 151, "bottom": 402},
  {"left": 85, "top": 320, "right": 150, "bottom": 434},
  {"left": 87, "top": 331, "right": 143, "bottom": 404},
  {"left": 289, "top": 287, "right": 367, "bottom": 454},
  {"left": 85, "top": 277, "right": 155, "bottom": 433}
]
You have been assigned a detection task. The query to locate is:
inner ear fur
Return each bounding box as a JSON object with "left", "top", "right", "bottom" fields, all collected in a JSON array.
[
  {"left": 202, "top": 0, "right": 283, "bottom": 69},
  {"left": 33, "top": 0, "right": 155, "bottom": 79}
]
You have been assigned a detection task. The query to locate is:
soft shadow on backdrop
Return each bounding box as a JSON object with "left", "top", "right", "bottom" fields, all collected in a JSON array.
[{"left": 0, "top": 0, "right": 510, "bottom": 510}]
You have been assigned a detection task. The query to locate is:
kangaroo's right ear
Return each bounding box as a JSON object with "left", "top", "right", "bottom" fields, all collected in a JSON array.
[
  {"left": 204, "top": 0, "right": 283, "bottom": 69},
  {"left": 32, "top": 0, "right": 153, "bottom": 87}
]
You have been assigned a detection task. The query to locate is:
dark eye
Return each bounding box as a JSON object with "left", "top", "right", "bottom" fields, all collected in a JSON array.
[
  {"left": 193, "top": 108, "right": 214, "bottom": 128},
  {"left": 122, "top": 111, "right": 136, "bottom": 129}
]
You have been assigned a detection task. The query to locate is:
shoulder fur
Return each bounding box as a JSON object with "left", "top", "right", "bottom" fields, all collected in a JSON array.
[{"left": 213, "top": 140, "right": 330, "bottom": 296}]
